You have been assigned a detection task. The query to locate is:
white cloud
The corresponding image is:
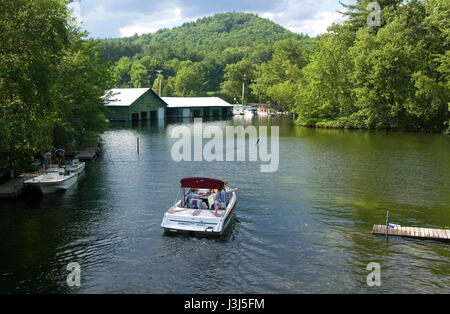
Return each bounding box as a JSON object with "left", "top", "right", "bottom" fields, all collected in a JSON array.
[
  {"left": 259, "top": 0, "right": 345, "bottom": 36},
  {"left": 286, "top": 11, "right": 344, "bottom": 36},
  {"left": 119, "top": 6, "right": 185, "bottom": 37},
  {"left": 119, "top": 25, "right": 160, "bottom": 37},
  {"left": 260, "top": 12, "right": 275, "bottom": 20}
]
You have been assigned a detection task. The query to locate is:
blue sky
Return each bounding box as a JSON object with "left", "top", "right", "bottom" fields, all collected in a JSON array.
[{"left": 69, "top": 0, "right": 351, "bottom": 39}]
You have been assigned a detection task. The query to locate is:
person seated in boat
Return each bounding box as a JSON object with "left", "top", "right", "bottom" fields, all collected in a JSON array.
[
  {"left": 188, "top": 199, "right": 199, "bottom": 209},
  {"left": 187, "top": 188, "right": 208, "bottom": 202},
  {"left": 210, "top": 188, "right": 230, "bottom": 210}
]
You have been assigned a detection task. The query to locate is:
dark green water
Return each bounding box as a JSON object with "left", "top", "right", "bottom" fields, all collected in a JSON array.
[{"left": 0, "top": 116, "right": 449, "bottom": 293}]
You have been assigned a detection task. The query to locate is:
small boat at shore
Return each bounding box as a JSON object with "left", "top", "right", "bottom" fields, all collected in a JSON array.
[
  {"left": 161, "top": 177, "right": 238, "bottom": 236},
  {"left": 232, "top": 105, "right": 245, "bottom": 115},
  {"left": 244, "top": 107, "right": 257, "bottom": 115},
  {"left": 24, "top": 167, "right": 78, "bottom": 195}
]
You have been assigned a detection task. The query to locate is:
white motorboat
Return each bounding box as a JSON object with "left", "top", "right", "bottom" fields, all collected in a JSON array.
[
  {"left": 24, "top": 168, "right": 78, "bottom": 195},
  {"left": 65, "top": 159, "right": 85, "bottom": 175},
  {"left": 244, "top": 107, "right": 257, "bottom": 115},
  {"left": 161, "top": 177, "right": 238, "bottom": 236},
  {"left": 232, "top": 106, "right": 245, "bottom": 115}
]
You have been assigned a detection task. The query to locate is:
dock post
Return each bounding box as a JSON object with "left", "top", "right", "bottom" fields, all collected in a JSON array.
[
  {"left": 386, "top": 210, "right": 389, "bottom": 239},
  {"left": 137, "top": 137, "right": 140, "bottom": 155}
]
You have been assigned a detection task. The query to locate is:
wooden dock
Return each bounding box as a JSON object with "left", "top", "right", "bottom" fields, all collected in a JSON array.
[
  {"left": 74, "top": 147, "right": 98, "bottom": 161},
  {"left": 373, "top": 224, "right": 450, "bottom": 241}
]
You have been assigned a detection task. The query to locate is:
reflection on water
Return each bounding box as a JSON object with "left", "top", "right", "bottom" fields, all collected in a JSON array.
[{"left": 0, "top": 116, "right": 449, "bottom": 293}]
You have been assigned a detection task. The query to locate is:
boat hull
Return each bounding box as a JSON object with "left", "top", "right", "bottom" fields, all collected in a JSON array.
[{"left": 25, "top": 172, "right": 78, "bottom": 195}]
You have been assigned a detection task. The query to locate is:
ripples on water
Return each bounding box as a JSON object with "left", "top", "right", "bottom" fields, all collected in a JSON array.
[{"left": 0, "top": 116, "right": 449, "bottom": 293}]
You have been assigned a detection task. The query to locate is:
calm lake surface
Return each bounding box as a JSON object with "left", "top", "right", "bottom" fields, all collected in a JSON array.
[{"left": 0, "top": 116, "right": 449, "bottom": 293}]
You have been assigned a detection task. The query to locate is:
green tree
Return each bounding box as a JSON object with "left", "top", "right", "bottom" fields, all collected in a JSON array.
[
  {"left": 0, "top": 0, "right": 70, "bottom": 174},
  {"left": 0, "top": 0, "right": 114, "bottom": 176},
  {"left": 113, "top": 57, "right": 133, "bottom": 87},
  {"left": 252, "top": 38, "right": 308, "bottom": 107},
  {"left": 130, "top": 60, "right": 150, "bottom": 88},
  {"left": 173, "top": 61, "right": 205, "bottom": 96},
  {"left": 295, "top": 32, "right": 355, "bottom": 126},
  {"left": 221, "top": 59, "right": 257, "bottom": 103},
  {"left": 52, "top": 36, "right": 113, "bottom": 148}
]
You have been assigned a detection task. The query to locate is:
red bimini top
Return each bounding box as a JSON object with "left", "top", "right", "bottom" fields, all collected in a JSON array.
[{"left": 180, "top": 177, "right": 225, "bottom": 190}]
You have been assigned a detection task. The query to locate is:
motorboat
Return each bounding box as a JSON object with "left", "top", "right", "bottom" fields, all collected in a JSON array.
[
  {"left": 161, "top": 177, "right": 238, "bottom": 236},
  {"left": 232, "top": 105, "right": 245, "bottom": 115},
  {"left": 244, "top": 107, "right": 257, "bottom": 115},
  {"left": 64, "top": 159, "right": 85, "bottom": 175},
  {"left": 24, "top": 167, "right": 78, "bottom": 195}
]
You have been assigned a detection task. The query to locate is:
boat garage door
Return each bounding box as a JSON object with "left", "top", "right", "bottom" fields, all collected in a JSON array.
[
  {"left": 158, "top": 108, "right": 165, "bottom": 120},
  {"left": 183, "top": 109, "right": 191, "bottom": 118},
  {"left": 166, "top": 108, "right": 178, "bottom": 118}
]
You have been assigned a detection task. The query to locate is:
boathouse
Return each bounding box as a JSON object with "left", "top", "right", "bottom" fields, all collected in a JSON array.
[
  {"left": 104, "top": 88, "right": 167, "bottom": 122},
  {"left": 103, "top": 89, "right": 232, "bottom": 121},
  {"left": 161, "top": 97, "right": 232, "bottom": 119}
]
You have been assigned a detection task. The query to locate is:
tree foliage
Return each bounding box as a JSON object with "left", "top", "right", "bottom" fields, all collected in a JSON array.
[
  {"left": 0, "top": 0, "right": 112, "bottom": 175},
  {"left": 297, "top": 0, "right": 449, "bottom": 132}
]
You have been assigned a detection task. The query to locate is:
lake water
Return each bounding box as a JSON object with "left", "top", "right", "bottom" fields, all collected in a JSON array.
[{"left": 0, "top": 116, "right": 449, "bottom": 293}]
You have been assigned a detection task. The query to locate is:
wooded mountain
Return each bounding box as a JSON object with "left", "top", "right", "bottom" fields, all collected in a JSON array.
[{"left": 98, "top": 12, "right": 304, "bottom": 62}]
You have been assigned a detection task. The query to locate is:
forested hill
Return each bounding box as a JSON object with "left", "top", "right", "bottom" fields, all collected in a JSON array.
[
  {"left": 98, "top": 12, "right": 303, "bottom": 62},
  {"left": 143, "top": 12, "right": 297, "bottom": 48}
]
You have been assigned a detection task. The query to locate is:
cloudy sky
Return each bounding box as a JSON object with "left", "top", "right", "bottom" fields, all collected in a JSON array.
[{"left": 69, "top": 0, "right": 351, "bottom": 39}]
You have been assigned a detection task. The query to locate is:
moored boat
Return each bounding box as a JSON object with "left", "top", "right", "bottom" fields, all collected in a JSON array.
[
  {"left": 161, "top": 177, "right": 238, "bottom": 236},
  {"left": 232, "top": 105, "right": 245, "bottom": 115},
  {"left": 244, "top": 107, "right": 257, "bottom": 115},
  {"left": 24, "top": 168, "right": 78, "bottom": 195}
]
